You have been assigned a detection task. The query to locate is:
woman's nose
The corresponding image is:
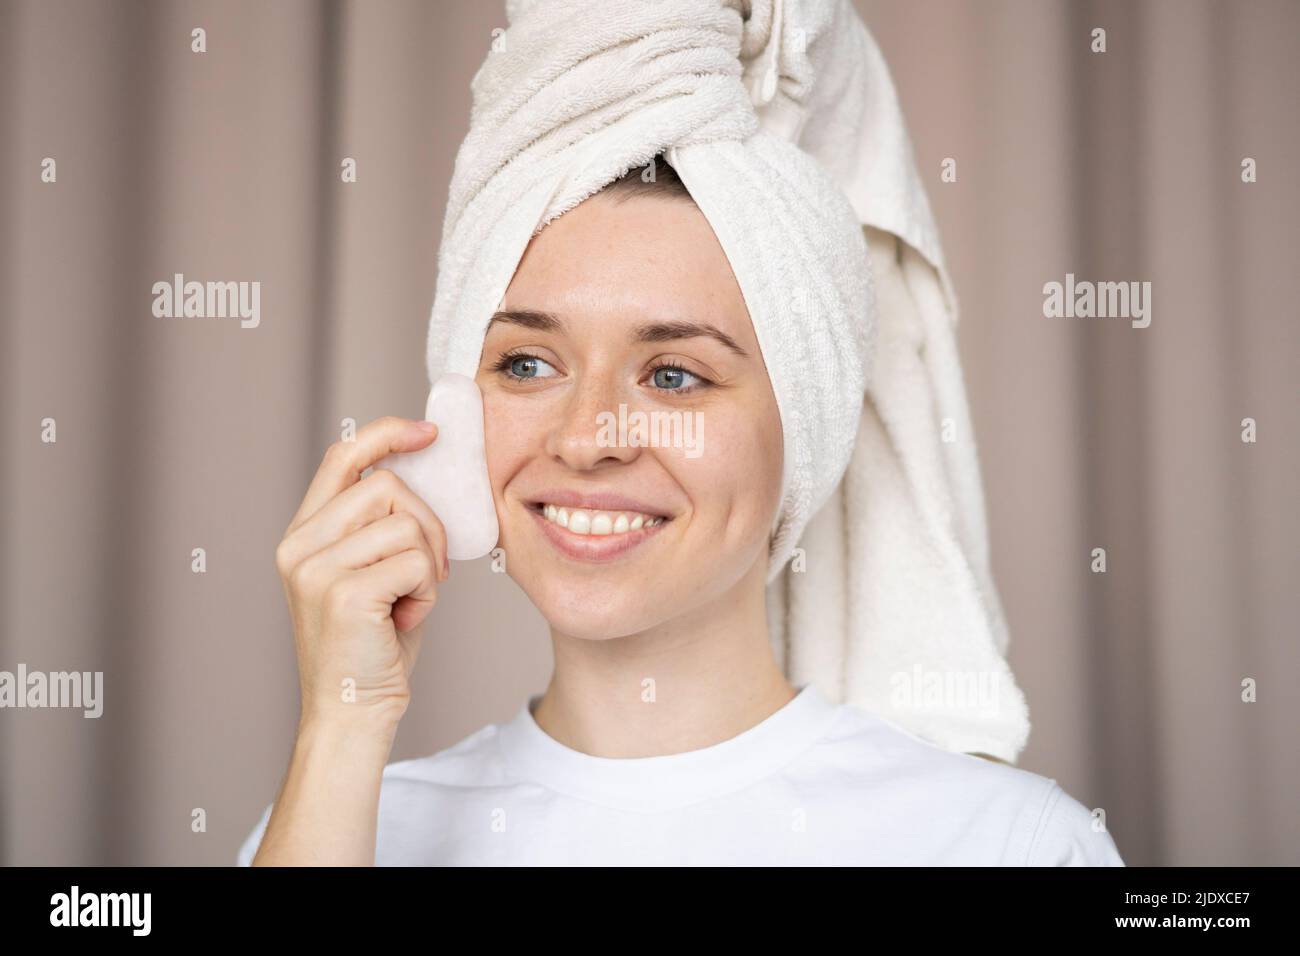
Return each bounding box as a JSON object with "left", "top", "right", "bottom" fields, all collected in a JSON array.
[{"left": 543, "top": 371, "right": 641, "bottom": 470}]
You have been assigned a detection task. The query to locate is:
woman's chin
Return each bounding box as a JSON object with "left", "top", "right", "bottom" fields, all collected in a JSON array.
[{"left": 525, "top": 579, "right": 672, "bottom": 641}]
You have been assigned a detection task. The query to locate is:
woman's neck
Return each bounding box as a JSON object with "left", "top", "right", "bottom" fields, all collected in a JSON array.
[{"left": 531, "top": 556, "right": 796, "bottom": 758}]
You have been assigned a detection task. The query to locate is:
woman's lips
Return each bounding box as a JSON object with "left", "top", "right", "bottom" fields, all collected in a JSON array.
[{"left": 526, "top": 502, "right": 671, "bottom": 563}]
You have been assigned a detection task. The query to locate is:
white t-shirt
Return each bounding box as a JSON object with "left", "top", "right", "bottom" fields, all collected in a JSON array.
[{"left": 236, "top": 683, "right": 1125, "bottom": 866}]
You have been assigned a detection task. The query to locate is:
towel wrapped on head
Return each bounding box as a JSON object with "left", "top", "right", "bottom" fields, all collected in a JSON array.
[{"left": 427, "top": 0, "right": 1031, "bottom": 763}]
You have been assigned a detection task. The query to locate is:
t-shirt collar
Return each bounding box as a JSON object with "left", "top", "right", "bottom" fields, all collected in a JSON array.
[{"left": 496, "top": 683, "right": 841, "bottom": 812}]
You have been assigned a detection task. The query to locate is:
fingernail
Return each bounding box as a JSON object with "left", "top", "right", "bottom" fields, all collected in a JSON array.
[{"left": 414, "top": 420, "right": 437, "bottom": 433}]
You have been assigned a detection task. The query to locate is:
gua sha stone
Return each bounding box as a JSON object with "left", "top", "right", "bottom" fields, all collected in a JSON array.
[{"left": 374, "top": 373, "right": 499, "bottom": 561}]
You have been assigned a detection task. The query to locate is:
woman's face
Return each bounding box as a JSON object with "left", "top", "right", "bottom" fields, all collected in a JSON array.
[{"left": 474, "top": 192, "right": 784, "bottom": 640}]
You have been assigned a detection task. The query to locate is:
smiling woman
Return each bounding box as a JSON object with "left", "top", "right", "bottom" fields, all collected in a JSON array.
[{"left": 237, "top": 0, "right": 1126, "bottom": 867}]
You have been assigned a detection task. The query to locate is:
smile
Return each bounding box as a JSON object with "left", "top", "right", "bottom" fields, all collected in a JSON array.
[
  {"left": 538, "top": 503, "right": 666, "bottom": 534},
  {"left": 525, "top": 500, "right": 674, "bottom": 563}
]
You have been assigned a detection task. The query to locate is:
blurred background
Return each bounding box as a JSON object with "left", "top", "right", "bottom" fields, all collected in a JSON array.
[{"left": 1, "top": 0, "right": 1296, "bottom": 865}]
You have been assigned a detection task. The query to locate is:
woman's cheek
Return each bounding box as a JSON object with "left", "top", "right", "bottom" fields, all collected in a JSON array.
[
  {"left": 478, "top": 389, "right": 530, "bottom": 513},
  {"left": 664, "top": 407, "right": 764, "bottom": 527},
  {"left": 477, "top": 390, "right": 505, "bottom": 489}
]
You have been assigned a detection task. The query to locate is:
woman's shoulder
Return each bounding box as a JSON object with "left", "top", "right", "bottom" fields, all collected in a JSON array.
[
  {"left": 811, "top": 702, "right": 1126, "bottom": 865},
  {"left": 1024, "top": 777, "right": 1127, "bottom": 865}
]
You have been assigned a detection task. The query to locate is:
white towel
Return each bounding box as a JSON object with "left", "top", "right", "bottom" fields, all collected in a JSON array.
[{"left": 427, "top": 0, "right": 1030, "bottom": 762}]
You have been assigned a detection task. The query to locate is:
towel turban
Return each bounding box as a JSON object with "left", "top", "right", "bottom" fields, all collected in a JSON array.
[{"left": 426, "top": 0, "right": 1031, "bottom": 762}]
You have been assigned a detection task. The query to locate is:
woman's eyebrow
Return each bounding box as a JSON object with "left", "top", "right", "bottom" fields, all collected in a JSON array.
[
  {"left": 488, "top": 309, "right": 562, "bottom": 333},
  {"left": 488, "top": 310, "right": 749, "bottom": 357},
  {"left": 637, "top": 319, "right": 749, "bottom": 357}
]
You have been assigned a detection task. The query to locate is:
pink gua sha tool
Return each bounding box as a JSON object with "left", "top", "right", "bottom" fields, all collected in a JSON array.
[{"left": 373, "top": 373, "right": 499, "bottom": 561}]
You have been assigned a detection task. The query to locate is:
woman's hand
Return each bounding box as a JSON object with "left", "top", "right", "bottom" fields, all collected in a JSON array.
[
  {"left": 275, "top": 416, "right": 450, "bottom": 731},
  {"left": 253, "top": 416, "right": 448, "bottom": 866}
]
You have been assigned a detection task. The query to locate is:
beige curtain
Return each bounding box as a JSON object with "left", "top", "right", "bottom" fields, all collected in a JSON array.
[{"left": 2, "top": 0, "right": 1295, "bottom": 865}]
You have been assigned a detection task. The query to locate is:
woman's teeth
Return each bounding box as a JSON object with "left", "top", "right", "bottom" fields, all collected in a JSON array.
[{"left": 540, "top": 503, "right": 666, "bottom": 535}]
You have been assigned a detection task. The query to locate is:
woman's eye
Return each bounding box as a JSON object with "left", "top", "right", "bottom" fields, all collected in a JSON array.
[
  {"left": 496, "top": 352, "right": 558, "bottom": 381},
  {"left": 649, "top": 364, "right": 707, "bottom": 393}
]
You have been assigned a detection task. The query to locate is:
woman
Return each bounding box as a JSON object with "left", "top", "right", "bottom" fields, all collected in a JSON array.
[{"left": 239, "top": 0, "right": 1125, "bottom": 865}]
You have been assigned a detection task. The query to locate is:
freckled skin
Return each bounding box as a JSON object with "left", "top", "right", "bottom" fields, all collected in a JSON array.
[{"left": 474, "top": 194, "right": 784, "bottom": 642}]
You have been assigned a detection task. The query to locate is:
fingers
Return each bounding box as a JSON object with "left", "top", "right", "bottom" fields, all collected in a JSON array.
[
  {"left": 278, "top": 468, "right": 449, "bottom": 582},
  {"left": 293, "top": 511, "right": 443, "bottom": 634},
  {"left": 347, "top": 548, "right": 441, "bottom": 633},
  {"left": 276, "top": 416, "right": 449, "bottom": 642},
  {"left": 290, "top": 417, "right": 438, "bottom": 533},
  {"left": 305, "top": 510, "right": 442, "bottom": 578}
]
